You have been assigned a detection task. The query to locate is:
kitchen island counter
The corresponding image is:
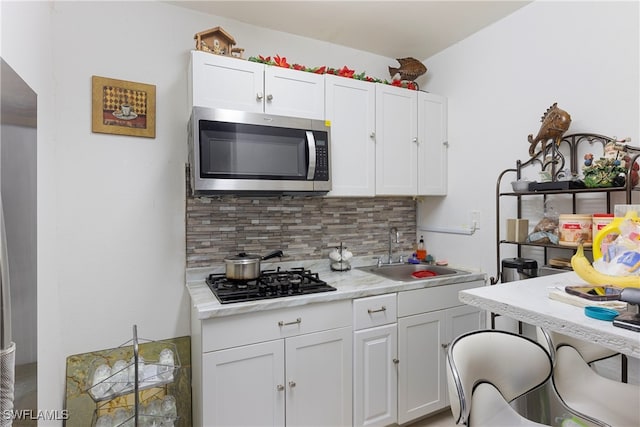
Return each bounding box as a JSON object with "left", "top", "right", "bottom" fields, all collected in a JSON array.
[
  {"left": 187, "top": 258, "right": 486, "bottom": 319},
  {"left": 459, "top": 271, "right": 640, "bottom": 358}
]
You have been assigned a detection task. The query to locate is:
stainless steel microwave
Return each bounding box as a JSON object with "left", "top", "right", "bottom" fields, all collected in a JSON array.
[{"left": 188, "top": 107, "right": 331, "bottom": 195}]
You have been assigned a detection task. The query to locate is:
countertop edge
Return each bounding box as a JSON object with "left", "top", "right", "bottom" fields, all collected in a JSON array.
[
  {"left": 187, "top": 260, "right": 487, "bottom": 320},
  {"left": 459, "top": 272, "right": 640, "bottom": 358}
]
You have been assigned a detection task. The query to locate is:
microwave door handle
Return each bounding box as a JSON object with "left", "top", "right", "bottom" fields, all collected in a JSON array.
[{"left": 306, "top": 131, "right": 316, "bottom": 180}]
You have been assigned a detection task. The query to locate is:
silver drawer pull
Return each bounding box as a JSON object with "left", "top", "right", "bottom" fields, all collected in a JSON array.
[
  {"left": 441, "top": 343, "right": 449, "bottom": 349},
  {"left": 288, "top": 380, "right": 296, "bottom": 388},
  {"left": 367, "top": 306, "right": 386, "bottom": 314},
  {"left": 278, "top": 317, "right": 302, "bottom": 327},
  {"left": 393, "top": 358, "right": 399, "bottom": 364},
  {"left": 276, "top": 384, "right": 285, "bottom": 391}
]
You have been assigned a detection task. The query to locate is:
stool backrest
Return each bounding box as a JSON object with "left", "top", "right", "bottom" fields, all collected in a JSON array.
[
  {"left": 536, "top": 328, "right": 617, "bottom": 364},
  {"left": 446, "top": 330, "right": 552, "bottom": 425}
]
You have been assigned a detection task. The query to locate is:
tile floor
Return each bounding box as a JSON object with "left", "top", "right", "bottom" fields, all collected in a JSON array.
[
  {"left": 13, "top": 362, "right": 37, "bottom": 427},
  {"left": 408, "top": 410, "right": 456, "bottom": 427}
]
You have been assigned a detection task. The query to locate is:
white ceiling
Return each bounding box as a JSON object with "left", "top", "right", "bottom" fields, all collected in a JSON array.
[{"left": 168, "top": 1, "right": 531, "bottom": 59}]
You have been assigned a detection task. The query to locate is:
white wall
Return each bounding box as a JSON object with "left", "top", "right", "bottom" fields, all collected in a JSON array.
[
  {"left": 4, "top": 0, "right": 637, "bottom": 419},
  {"left": 417, "top": 1, "right": 640, "bottom": 280},
  {"left": 1, "top": 0, "right": 393, "bottom": 422}
]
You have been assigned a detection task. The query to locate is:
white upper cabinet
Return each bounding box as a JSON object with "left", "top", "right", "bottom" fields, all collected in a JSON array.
[
  {"left": 189, "top": 51, "right": 264, "bottom": 113},
  {"left": 189, "top": 51, "right": 325, "bottom": 120},
  {"left": 325, "top": 75, "right": 376, "bottom": 196},
  {"left": 264, "top": 65, "right": 325, "bottom": 120},
  {"left": 375, "top": 84, "right": 418, "bottom": 196},
  {"left": 417, "top": 92, "right": 448, "bottom": 195}
]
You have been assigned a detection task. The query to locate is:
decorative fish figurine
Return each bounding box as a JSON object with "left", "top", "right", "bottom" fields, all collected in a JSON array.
[
  {"left": 528, "top": 103, "right": 572, "bottom": 156},
  {"left": 388, "top": 57, "right": 427, "bottom": 81}
]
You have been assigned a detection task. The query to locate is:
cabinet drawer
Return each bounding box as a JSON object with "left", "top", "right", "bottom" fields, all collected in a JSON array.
[
  {"left": 202, "top": 300, "right": 351, "bottom": 352},
  {"left": 398, "top": 280, "right": 483, "bottom": 317},
  {"left": 353, "top": 293, "right": 397, "bottom": 330}
]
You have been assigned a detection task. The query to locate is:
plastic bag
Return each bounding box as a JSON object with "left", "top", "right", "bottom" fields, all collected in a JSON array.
[
  {"left": 527, "top": 201, "right": 559, "bottom": 244},
  {"left": 593, "top": 218, "right": 640, "bottom": 276}
]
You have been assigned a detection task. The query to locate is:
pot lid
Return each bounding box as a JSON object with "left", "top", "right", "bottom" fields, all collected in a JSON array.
[{"left": 224, "top": 252, "right": 261, "bottom": 263}]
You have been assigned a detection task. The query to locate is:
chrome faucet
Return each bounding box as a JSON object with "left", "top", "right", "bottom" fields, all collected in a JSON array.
[{"left": 388, "top": 227, "right": 399, "bottom": 264}]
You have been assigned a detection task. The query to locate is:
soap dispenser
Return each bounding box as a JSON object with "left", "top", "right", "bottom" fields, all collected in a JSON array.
[{"left": 416, "top": 235, "right": 427, "bottom": 261}]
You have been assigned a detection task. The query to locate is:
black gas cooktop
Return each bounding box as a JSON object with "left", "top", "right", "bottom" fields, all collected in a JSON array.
[{"left": 206, "top": 267, "right": 336, "bottom": 304}]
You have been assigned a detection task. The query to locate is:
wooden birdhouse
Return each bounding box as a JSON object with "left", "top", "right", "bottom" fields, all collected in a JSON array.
[{"left": 194, "top": 26, "right": 244, "bottom": 58}]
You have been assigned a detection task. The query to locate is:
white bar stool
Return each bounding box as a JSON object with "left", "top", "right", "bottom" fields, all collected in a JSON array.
[{"left": 447, "top": 329, "right": 553, "bottom": 426}]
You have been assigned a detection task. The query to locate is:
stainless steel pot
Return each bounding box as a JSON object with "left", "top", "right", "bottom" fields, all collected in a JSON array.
[{"left": 224, "top": 250, "right": 284, "bottom": 280}]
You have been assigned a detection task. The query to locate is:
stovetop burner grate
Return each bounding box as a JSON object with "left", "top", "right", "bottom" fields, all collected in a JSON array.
[{"left": 206, "top": 267, "right": 336, "bottom": 304}]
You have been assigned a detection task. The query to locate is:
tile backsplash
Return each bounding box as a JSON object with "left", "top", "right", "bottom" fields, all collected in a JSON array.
[{"left": 186, "top": 196, "right": 417, "bottom": 267}]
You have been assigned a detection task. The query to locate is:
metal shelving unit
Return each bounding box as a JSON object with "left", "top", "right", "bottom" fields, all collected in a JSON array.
[
  {"left": 492, "top": 133, "right": 639, "bottom": 381},
  {"left": 493, "top": 133, "right": 640, "bottom": 286}
]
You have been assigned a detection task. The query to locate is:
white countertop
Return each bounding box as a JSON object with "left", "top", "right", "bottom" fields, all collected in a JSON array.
[
  {"left": 187, "top": 257, "right": 486, "bottom": 320},
  {"left": 459, "top": 271, "right": 640, "bottom": 358}
]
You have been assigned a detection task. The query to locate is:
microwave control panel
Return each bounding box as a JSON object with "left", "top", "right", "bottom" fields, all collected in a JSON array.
[{"left": 314, "top": 137, "right": 329, "bottom": 181}]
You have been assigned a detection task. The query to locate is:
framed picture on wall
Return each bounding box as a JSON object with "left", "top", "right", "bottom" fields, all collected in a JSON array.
[{"left": 91, "top": 75, "right": 156, "bottom": 138}]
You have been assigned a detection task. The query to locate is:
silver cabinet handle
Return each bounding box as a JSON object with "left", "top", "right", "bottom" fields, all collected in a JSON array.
[
  {"left": 443, "top": 141, "right": 449, "bottom": 147},
  {"left": 278, "top": 317, "right": 302, "bottom": 327},
  {"left": 441, "top": 343, "right": 449, "bottom": 349},
  {"left": 288, "top": 380, "right": 296, "bottom": 388},
  {"left": 256, "top": 92, "right": 264, "bottom": 100},
  {"left": 370, "top": 132, "right": 375, "bottom": 139},
  {"left": 267, "top": 94, "right": 273, "bottom": 101},
  {"left": 393, "top": 358, "right": 399, "bottom": 364},
  {"left": 413, "top": 137, "right": 418, "bottom": 144},
  {"left": 367, "top": 306, "right": 386, "bottom": 314},
  {"left": 276, "top": 384, "right": 285, "bottom": 391}
]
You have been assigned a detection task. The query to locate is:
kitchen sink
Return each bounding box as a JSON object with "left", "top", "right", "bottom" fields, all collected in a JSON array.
[{"left": 355, "top": 263, "right": 468, "bottom": 282}]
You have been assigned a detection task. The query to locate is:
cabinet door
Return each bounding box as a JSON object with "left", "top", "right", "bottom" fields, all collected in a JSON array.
[
  {"left": 417, "top": 92, "right": 448, "bottom": 195},
  {"left": 285, "top": 326, "right": 352, "bottom": 427},
  {"left": 397, "top": 310, "right": 446, "bottom": 424},
  {"left": 442, "top": 305, "right": 484, "bottom": 406},
  {"left": 189, "top": 51, "right": 264, "bottom": 112},
  {"left": 375, "top": 84, "right": 418, "bottom": 195},
  {"left": 446, "top": 304, "right": 485, "bottom": 346},
  {"left": 354, "top": 324, "right": 398, "bottom": 427},
  {"left": 202, "top": 340, "right": 285, "bottom": 427},
  {"left": 325, "top": 75, "right": 376, "bottom": 196},
  {"left": 265, "top": 65, "right": 325, "bottom": 120}
]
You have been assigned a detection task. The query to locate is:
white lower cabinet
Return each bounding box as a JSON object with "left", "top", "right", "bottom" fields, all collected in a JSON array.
[
  {"left": 352, "top": 282, "right": 483, "bottom": 427},
  {"left": 397, "top": 310, "right": 445, "bottom": 423},
  {"left": 203, "top": 339, "right": 285, "bottom": 427},
  {"left": 192, "top": 280, "right": 484, "bottom": 427},
  {"left": 193, "top": 300, "right": 352, "bottom": 427},
  {"left": 354, "top": 325, "right": 398, "bottom": 427},
  {"left": 396, "top": 281, "right": 485, "bottom": 424},
  {"left": 353, "top": 294, "right": 398, "bottom": 427},
  {"left": 285, "top": 327, "right": 353, "bottom": 427}
]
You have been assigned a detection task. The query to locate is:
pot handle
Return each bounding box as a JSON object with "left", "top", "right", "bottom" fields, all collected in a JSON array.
[{"left": 262, "top": 250, "right": 284, "bottom": 261}]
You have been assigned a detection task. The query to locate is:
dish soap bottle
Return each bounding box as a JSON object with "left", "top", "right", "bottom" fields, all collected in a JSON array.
[{"left": 416, "top": 235, "right": 427, "bottom": 261}]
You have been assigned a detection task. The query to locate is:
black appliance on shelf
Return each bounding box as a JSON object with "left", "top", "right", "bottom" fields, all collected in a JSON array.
[{"left": 206, "top": 267, "right": 336, "bottom": 304}]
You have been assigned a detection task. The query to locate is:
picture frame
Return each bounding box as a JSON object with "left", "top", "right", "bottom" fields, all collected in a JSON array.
[{"left": 92, "top": 75, "right": 156, "bottom": 138}]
